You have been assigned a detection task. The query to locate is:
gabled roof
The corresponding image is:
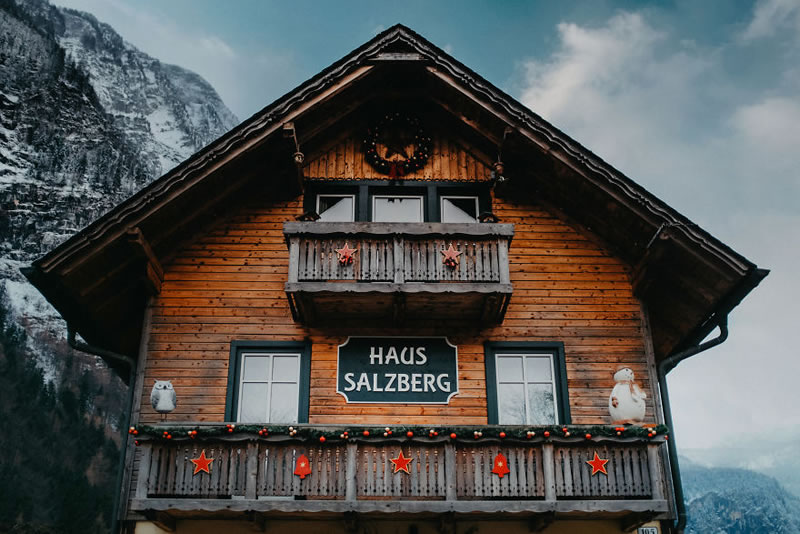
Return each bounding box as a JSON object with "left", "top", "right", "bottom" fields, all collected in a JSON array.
[{"left": 24, "top": 24, "right": 766, "bottom": 380}]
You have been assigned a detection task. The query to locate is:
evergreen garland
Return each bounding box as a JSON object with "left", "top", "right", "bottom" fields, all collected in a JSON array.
[{"left": 131, "top": 423, "right": 669, "bottom": 442}]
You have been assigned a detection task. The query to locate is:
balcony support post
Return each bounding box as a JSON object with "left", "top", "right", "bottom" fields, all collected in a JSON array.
[
  {"left": 647, "top": 443, "right": 664, "bottom": 501},
  {"left": 444, "top": 442, "right": 457, "bottom": 501},
  {"left": 345, "top": 442, "right": 358, "bottom": 501},
  {"left": 246, "top": 442, "right": 258, "bottom": 500},
  {"left": 498, "top": 238, "right": 510, "bottom": 285},
  {"left": 393, "top": 235, "right": 405, "bottom": 284},
  {"left": 542, "top": 443, "right": 556, "bottom": 502},
  {"left": 136, "top": 445, "right": 151, "bottom": 499}
]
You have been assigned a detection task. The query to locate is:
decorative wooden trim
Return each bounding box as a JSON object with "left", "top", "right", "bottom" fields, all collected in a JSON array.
[
  {"left": 284, "top": 221, "right": 515, "bottom": 238},
  {"left": 225, "top": 340, "right": 312, "bottom": 423},
  {"left": 130, "top": 498, "right": 669, "bottom": 515},
  {"left": 484, "top": 342, "right": 571, "bottom": 426},
  {"left": 126, "top": 227, "right": 164, "bottom": 295},
  {"left": 285, "top": 282, "right": 513, "bottom": 295}
]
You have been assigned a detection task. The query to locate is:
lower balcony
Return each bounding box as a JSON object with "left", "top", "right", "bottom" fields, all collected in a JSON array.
[{"left": 128, "top": 426, "right": 670, "bottom": 530}]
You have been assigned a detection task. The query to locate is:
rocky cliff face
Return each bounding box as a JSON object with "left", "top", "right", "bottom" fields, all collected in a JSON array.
[
  {"left": 0, "top": 0, "right": 238, "bottom": 264},
  {"left": 0, "top": 0, "right": 238, "bottom": 378}
]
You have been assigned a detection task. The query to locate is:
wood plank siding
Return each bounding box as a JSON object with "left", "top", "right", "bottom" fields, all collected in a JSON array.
[
  {"left": 304, "top": 134, "right": 492, "bottom": 181},
  {"left": 140, "top": 136, "right": 655, "bottom": 425}
]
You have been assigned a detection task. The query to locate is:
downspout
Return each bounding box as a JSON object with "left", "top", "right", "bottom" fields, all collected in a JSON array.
[
  {"left": 658, "top": 315, "right": 728, "bottom": 534},
  {"left": 67, "top": 325, "right": 136, "bottom": 534}
]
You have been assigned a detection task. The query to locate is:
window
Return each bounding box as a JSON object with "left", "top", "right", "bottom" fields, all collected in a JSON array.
[
  {"left": 484, "top": 342, "right": 570, "bottom": 425},
  {"left": 317, "top": 194, "right": 355, "bottom": 222},
  {"left": 225, "top": 341, "right": 311, "bottom": 423},
  {"left": 372, "top": 195, "right": 424, "bottom": 222},
  {"left": 441, "top": 195, "right": 479, "bottom": 223}
]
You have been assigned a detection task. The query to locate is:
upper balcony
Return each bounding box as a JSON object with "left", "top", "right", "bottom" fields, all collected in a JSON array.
[{"left": 283, "top": 222, "right": 514, "bottom": 326}]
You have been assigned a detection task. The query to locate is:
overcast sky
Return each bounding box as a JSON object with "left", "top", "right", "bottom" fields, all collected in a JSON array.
[{"left": 54, "top": 0, "right": 799, "bottom": 452}]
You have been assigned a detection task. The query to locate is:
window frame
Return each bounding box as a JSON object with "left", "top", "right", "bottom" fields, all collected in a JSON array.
[
  {"left": 316, "top": 194, "right": 356, "bottom": 222},
  {"left": 225, "top": 341, "right": 311, "bottom": 423},
  {"left": 440, "top": 195, "right": 480, "bottom": 223},
  {"left": 303, "top": 180, "right": 492, "bottom": 222},
  {"left": 484, "top": 341, "right": 571, "bottom": 425},
  {"left": 371, "top": 194, "right": 425, "bottom": 222}
]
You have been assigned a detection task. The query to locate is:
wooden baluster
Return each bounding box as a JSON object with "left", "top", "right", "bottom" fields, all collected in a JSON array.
[{"left": 245, "top": 442, "right": 258, "bottom": 500}]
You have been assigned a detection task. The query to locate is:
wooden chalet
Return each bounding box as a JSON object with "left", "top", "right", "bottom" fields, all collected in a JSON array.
[{"left": 24, "top": 25, "right": 766, "bottom": 534}]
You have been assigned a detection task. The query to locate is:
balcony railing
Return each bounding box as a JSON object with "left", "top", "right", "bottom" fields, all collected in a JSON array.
[
  {"left": 129, "top": 429, "right": 669, "bottom": 525},
  {"left": 283, "top": 222, "right": 514, "bottom": 325}
]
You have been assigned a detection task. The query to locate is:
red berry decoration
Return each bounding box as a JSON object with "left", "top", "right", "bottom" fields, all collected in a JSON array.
[
  {"left": 499, "top": 432, "right": 506, "bottom": 439},
  {"left": 407, "top": 431, "right": 414, "bottom": 438},
  {"left": 319, "top": 436, "right": 326, "bottom": 443},
  {"left": 544, "top": 431, "right": 550, "bottom": 438},
  {"left": 450, "top": 433, "right": 457, "bottom": 439}
]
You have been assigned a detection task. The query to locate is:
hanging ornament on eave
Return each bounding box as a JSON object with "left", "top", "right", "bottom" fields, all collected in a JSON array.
[
  {"left": 335, "top": 242, "right": 357, "bottom": 266},
  {"left": 492, "top": 453, "right": 511, "bottom": 478},
  {"left": 294, "top": 453, "right": 312, "bottom": 479},
  {"left": 441, "top": 243, "right": 462, "bottom": 269}
]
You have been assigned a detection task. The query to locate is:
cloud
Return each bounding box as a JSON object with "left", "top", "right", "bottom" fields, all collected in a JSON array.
[
  {"left": 517, "top": 10, "right": 800, "bottom": 450},
  {"left": 741, "top": 0, "right": 800, "bottom": 41}
]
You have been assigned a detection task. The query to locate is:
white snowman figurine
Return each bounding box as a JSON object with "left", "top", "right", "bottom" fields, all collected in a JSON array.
[{"left": 608, "top": 367, "right": 646, "bottom": 424}]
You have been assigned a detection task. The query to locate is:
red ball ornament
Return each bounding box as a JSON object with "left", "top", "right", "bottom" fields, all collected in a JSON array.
[
  {"left": 499, "top": 432, "right": 506, "bottom": 439},
  {"left": 134, "top": 440, "right": 140, "bottom": 446},
  {"left": 450, "top": 433, "right": 457, "bottom": 439},
  {"left": 585, "top": 433, "right": 592, "bottom": 440},
  {"left": 434, "top": 431, "right": 438, "bottom": 436},
  {"left": 319, "top": 436, "right": 326, "bottom": 443},
  {"left": 363, "top": 430, "right": 370, "bottom": 437},
  {"left": 543, "top": 431, "right": 550, "bottom": 438},
  {"left": 407, "top": 431, "right": 414, "bottom": 438}
]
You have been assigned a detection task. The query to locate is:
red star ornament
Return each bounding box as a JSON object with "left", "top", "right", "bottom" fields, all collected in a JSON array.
[
  {"left": 294, "top": 453, "right": 312, "bottom": 479},
  {"left": 586, "top": 451, "right": 609, "bottom": 476},
  {"left": 492, "top": 453, "right": 511, "bottom": 478},
  {"left": 190, "top": 449, "right": 214, "bottom": 475},
  {"left": 441, "top": 243, "right": 462, "bottom": 268},
  {"left": 335, "top": 242, "right": 357, "bottom": 265},
  {"left": 390, "top": 450, "right": 413, "bottom": 474}
]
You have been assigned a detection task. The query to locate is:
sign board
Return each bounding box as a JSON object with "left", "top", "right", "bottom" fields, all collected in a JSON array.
[
  {"left": 638, "top": 528, "right": 659, "bottom": 534},
  {"left": 337, "top": 337, "right": 458, "bottom": 403}
]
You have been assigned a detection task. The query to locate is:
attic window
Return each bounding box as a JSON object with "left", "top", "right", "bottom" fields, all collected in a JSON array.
[
  {"left": 317, "top": 195, "right": 355, "bottom": 222},
  {"left": 372, "top": 195, "right": 424, "bottom": 222},
  {"left": 441, "top": 196, "right": 479, "bottom": 223}
]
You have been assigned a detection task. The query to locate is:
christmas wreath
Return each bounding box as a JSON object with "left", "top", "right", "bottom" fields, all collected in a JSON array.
[{"left": 363, "top": 112, "right": 432, "bottom": 178}]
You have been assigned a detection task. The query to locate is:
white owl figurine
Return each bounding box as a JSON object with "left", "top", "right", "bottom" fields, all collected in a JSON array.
[
  {"left": 608, "top": 368, "right": 646, "bottom": 424},
  {"left": 150, "top": 379, "right": 177, "bottom": 419}
]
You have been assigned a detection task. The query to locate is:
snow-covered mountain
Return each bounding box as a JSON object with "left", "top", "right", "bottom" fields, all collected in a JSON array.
[
  {"left": 1, "top": 0, "right": 238, "bottom": 262},
  {"left": 0, "top": 0, "right": 238, "bottom": 380},
  {"left": 683, "top": 459, "right": 800, "bottom": 534}
]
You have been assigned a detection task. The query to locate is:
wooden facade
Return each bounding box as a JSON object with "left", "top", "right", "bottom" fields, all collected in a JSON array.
[
  {"left": 140, "top": 188, "right": 654, "bottom": 427},
  {"left": 24, "top": 25, "right": 766, "bottom": 534}
]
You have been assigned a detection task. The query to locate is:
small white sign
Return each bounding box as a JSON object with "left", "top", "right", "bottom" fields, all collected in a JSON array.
[{"left": 638, "top": 528, "right": 659, "bottom": 534}]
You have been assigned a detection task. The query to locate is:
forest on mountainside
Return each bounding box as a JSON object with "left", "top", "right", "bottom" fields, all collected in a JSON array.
[{"left": 0, "top": 297, "right": 118, "bottom": 533}]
